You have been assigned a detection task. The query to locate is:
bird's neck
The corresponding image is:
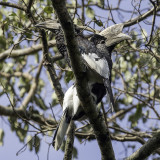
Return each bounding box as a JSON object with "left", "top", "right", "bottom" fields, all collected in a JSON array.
[{"left": 107, "top": 45, "right": 115, "bottom": 56}]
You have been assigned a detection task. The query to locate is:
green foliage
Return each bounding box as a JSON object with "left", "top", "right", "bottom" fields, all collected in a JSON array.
[
  {"left": 27, "top": 135, "right": 41, "bottom": 153},
  {"left": 8, "top": 117, "right": 29, "bottom": 142},
  {"left": 73, "top": 147, "right": 78, "bottom": 159},
  {"left": 44, "top": 6, "right": 53, "bottom": 14},
  {"left": 0, "top": 36, "right": 6, "bottom": 50},
  {"left": 0, "top": 129, "right": 4, "bottom": 146},
  {"left": 86, "top": 7, "right": 95, "bottom": 19},
  {"left": 0, "top": 0, "right": 160, "bottom": 159},
  {"left": 34, "top": 94, "right": 48, "bottom": 110},
  {"left": 94, "top": 17, "right": 103, "bottom": 27},
  {"left": 129, "top": 104, "right": 143, "bottom": 127},
  {"left": 65, "top": 70, "right": 74, "bottom": 83}
]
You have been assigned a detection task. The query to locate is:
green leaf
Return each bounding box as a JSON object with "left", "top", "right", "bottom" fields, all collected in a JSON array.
[
  {"left": 98, "top": 0, "right": 104, "bottom": 7},
  {"left": 52, "top": 92, "right": 59, "bottom": 106},
  {"left": 0, "top": 12, "right": 3, "bottom": 20},
  {"left": 125, "top": 95, "right": 133, "bottom": 104},
  {"left": 9, "top": 12, "right": 17, "bottom": 17},
  {"left": 3, "top": 62, "right": 13, "bottom": 72},
  {"left": 130, "top": 31, "right": 137, "bottom": 41},
  {"left": 65, "top": 71, "right": 74, "bottom": 83},
  {"left": 128, "top": 104, "right": 143, "bottom": 127},
  {"left": 94, "top": 17, "right": 103, "bottom": 27},
  {"left": 136, "top": 39, "right": 142, "bottom": 48},
  {"left": 34, "top": 94, "right": 48, "bottom": 110},
  {"left": 34, "top": 136, "right": 40, "bottom": 154},
  {"left": 44, "top": 6, "right": 53, "bottom": 14},
  {"left": 0, "top": 36, "right": 6, "bottom": 50},
  {"left": 0, "top": 129, "right": 4, "bottom": 146},
  {"left": 17, "top": 130, "right": 24, "bottom": 142},
  {"left": 87, "top": 0, "right": 92, "bottom": 5},
  {"left": 124, "top": 70, "right": 132, "bottom": 82},
  {"left": 20, "top": 87, "right": 26, "bottom": 98},
  {"left": 86, "top": 7, "right": 95, "bottom": 19},
  {"left": 27, "top": 135, "right": 33, "bottom": 151},
  {"left": 141, "top": 29, "right": 148, "bottom": 41},
  {"left": 73, "top": 147, "right": 78, "bottom": 158},
  {"left": 0, "top": 63, "right": 3, "bottom": 71}
]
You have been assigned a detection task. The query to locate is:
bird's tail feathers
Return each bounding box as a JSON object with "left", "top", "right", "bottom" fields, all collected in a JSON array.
[
  {"left": 52, "top": 109, "right": 71, "bottom": 151},
  {"left": 104, "top": 79, "right": 115, "bottom": 112}
]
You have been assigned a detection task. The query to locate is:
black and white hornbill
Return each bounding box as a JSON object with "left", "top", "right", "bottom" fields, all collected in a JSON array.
[
  {"left": 36, "top": 21, "right": 131, "bottom": 150},
  {"left": 52, "top": 82, "right": 106, "bottom": 150}
]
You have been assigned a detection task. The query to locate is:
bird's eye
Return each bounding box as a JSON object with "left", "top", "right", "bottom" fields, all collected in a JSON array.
[{"left": 100, "top": 40, "right": 105, "bottom": 44}]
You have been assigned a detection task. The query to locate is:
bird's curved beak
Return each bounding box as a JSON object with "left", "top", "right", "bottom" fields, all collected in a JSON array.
[
  {"left": 35, "top": 20, "right": 60, "bottom": 30},
  {"left": 99, "top": 23, "right": 131, "bottom": 47}
]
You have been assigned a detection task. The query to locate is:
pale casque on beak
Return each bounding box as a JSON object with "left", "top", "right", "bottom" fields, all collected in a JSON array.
[
  {"left": 98, "top": 23, "right": 132, "bottom": 47},
  {"left": 35, "top": 20, "right": 131, "bottom": 47}
]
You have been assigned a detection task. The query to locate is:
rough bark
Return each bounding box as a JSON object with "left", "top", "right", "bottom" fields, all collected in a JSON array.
[{"left": 51, "top": 0, "right": 115, "bottom": 159}]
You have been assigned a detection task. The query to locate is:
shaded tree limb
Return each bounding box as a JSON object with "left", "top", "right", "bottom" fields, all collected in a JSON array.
[
  {"left": 1, "top": 1, "right": 160, "bottom": 32},
  {"left": 64, "top": 121, "right": 75, "bottom": 160},
  {"left": 124, "top": 6, "right": 160, "bottom": 27},
  {"left": 40, "top": 30, "right": 64, "bottom": 106},
  {"left": 146, "top": 0, "right": 157, "bottom": 45},
  {"left": 19, "top": 60, "right": 43, "bottom": 109},
  {"left": 0, "top": 104, "right": 56, "bottom": 126},
  {"left": 0, "top": 40, "right": 56, "bottom": 61},
  {"left": 39, "top": 22, "right": 75, "bottom": 159},
  {"left": 51, "top": 0, "right": 115, "bottom": 159},
  {"left": 1, "top": 102, "right": 160, "bottom": 156},
  {"left": 108, "top": 105, "right": 136, "bottom": 122},
  {"left": 75, "top": 132, "right": 160, "bottom": 155},
  {"left": 0, "top": 71, "right": 33, "bottom": 80},
  {"left": 0, "top": 2, "right": 26, "bottom": 11},
  {"left": 26, "top": 0, "right": 34, "bottom": 13},
  {"left": 126, "top": 131, "right": 160, "bottom": 160}
]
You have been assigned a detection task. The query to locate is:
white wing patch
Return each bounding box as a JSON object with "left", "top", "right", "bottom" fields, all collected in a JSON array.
[
  {"left": 82, "top": 53, "right": 110, "bottom": 79},
  {"left": 63, "top": 85, "right": 81, "bottom": 117},
  {"left": 73, "top": 87, "right": 81, "bottom": 117},
  {"left": 63, "top": 86, "right": 74, "bottom": 111}
]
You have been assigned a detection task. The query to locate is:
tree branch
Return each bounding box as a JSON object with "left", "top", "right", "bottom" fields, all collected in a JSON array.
[
  {"left": 0, "top": 71, "right": 33, "bottom": 80},
  {"left": 64, "top": 121, "right": 75, "bottom": 160},
  {"left": 108, "top": 105, "right": 136, "bottom": 122},
  {"left": 124, "top": 6, "right": 160, "bottom": 27},
  {"left": 51, "top": 0, "right": 115, "bottom": 159},
  {"left": 0, "top": 2, "right": 26, "bottom": 11},
  {"left": 0, "top": 40, "right": 56, "bottom": 61},
  {"left": 19, "top": 60, "right": 43, "bottom": 109},
  {"left": 126, "top": 131, "right": 160, "bottom": 160},
  {"left": 26, "top": 0, "right": 34, "bottom": 13},
  {"left": 0, "top": 104, "right": 56, "bottom": 126},
  {"left": 40, "top": 30, "right": 64, "bottom": 106}
]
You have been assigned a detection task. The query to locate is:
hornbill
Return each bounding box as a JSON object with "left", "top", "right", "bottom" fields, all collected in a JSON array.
[{"left": 36, "top": 21, "right": 131, "bottom": 150}]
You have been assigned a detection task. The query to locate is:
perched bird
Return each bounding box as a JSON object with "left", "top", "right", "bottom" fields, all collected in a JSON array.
[
  {"left": 53, "top": 83, "right": 106, "bottom": 150},
  {"left": 36, "top": 21, "right": 130, "bottom": 110},
  {"left": 36, "top": 21, "right": 131, "bottom": 150}
]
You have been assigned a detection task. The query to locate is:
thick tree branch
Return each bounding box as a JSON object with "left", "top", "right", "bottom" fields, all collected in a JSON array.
[
  {"left": 39, "top": 29, "right": 76, "bottom": 158},
  {"left": 0, "top": 40, "right": 56, "bottom": 61},
  {"left": 0, "top": 2, "right": 26, "bottom": 11},
  {"left": 126, "top": 131, "right": 160, "bottom": 160},
  {"left": 40, "top": 30, "right": 64, "bottom": 106},
  {"left": 64, "top": 122, "right": 75, "bottom": 160},
  {"left": 108, "top": 105, "right": 136, "bottom": 122},
  {"left": 26, "top": 0, "right": 34, "bottom": 13},
  {"left": 51, "top": 0, "right": 115, "bottom": 160},
  {"left": 19, "top": 60, "right": 43, "bottom": 109},
  {"left": 0, "top": 105, "right": 56, "bottom": 126},
  {"left": 0, "top": 71, "right": 33, "bottom": 80},
  {"left": 124, "top": 6, "right": 160, "bottom": 27}
]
